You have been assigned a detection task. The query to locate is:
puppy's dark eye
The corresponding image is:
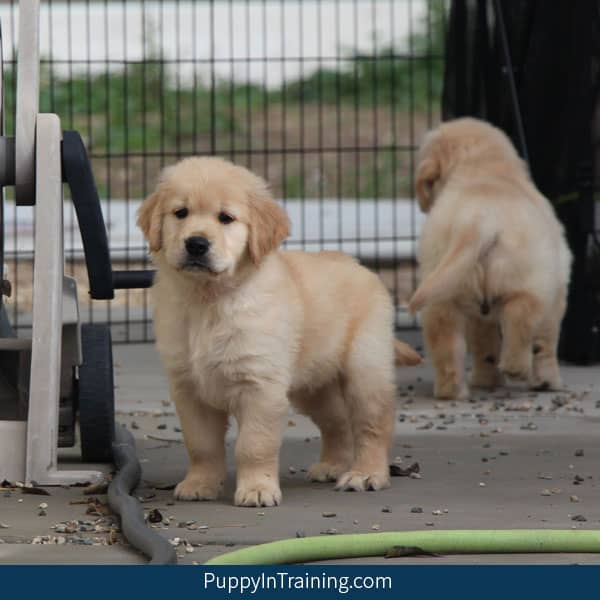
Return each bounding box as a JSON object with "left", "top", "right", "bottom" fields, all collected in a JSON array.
[
  {"left": 174, "top": 207, "right": 188, "bottom": 219},
  {"left": 218, "top": 211, "right": 235, "bottom": 225}
]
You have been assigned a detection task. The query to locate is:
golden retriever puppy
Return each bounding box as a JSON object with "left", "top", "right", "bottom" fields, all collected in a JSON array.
[
  {"left": 409, "top": 118, "right": 571, "bottom": 400},
  {"left": 138, "top": 156, "right": 420, "bottom": 507}
]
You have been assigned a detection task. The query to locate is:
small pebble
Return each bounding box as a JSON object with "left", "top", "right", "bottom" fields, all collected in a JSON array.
[
  {"left": 409, "top": 472, "right": 422, "bottom": 480},
  {"left": 573, "top": 475, "right": 585, "bottom": 485},
  {"left": 431, "top": 510, "right": 442, "bottom": 516},
  {"left": 173, "top": 426, "right": 182, "bottom": 433},
  {"left": 288, "top": 466, "right": 297, "bottom": 474},
  {"left": 425, "top": 522, "right": 435, "bottom": 527},
  {"left": 296, "top": 531, "right": 306, "bottom": 538},
  {"left": 479, "top": 482, "right": 486, "bottom": 487},
  {"left": 147, "top": 509, "right": 163, "bottom": 524},
  {"left": 540, "top": 489, "right": 552, "bottom": 496},
  {"left": 157, "top": 424, "right": 167, "bottom": 430},
  {"left": 130, "top": 422, "right": 139, "bottom": 430},
  {"left": 371, "top": 524, "right": 380, "bottom": 531},
  {"left": 410, "top": 507, "right": 423, "bottom": 514},
  {"left": 320, "top": 528, "right": 338, "bottom": 535},
  {"left": 520, "top": 422, "right": 538, "bottom": 431},
  {"left": 570, "top": 495, "right": 580, "bottom": 503},
  {"left": 571, "top": 514, "right": 587, "bottom": 522},
  {"left": 381, "top": 506, "right": 392, "bottom": 513},
  {"left": 322, "top": 512, "right": 336, "bottom": 518},
  {"left": 574, "top": 449, "right": 584, "bottom": 457}
]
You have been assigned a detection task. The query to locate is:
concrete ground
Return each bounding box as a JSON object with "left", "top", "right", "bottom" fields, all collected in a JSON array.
[{"left": 2, "top": 332, "right": 600, "bottom": 565}]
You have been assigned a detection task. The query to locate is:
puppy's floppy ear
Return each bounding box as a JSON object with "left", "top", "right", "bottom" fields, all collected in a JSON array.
[
  {"left": 247, "top": 182, "right": 290, "bottom": 265},
  {"left": 137, "top": 190, "right": 164, "bottom": 252},
  {"left": 415, "top": 156, "right": 440, "bottom": 213}
]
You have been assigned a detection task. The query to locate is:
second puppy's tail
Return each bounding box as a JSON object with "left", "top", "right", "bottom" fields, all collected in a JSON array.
[
  {"left": 408, "top": 222, "right": 497, "bottom": 314},
  {"left": 394, "top": 339, "right": 423, "bottom": 366}
]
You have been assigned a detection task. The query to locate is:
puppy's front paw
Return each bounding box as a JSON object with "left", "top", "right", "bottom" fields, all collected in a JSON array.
[
  {"left": 174, "top": 474, "right": 222, "bottom": 501},
  {"left": 335, "top": 469, "right": 390, "bottom": 492},
  {"left": 234, "top": 478, "right": 282, "bottom": 507},
  {"left": 308, "top": 461, "right": 349, "bottom": 483}
]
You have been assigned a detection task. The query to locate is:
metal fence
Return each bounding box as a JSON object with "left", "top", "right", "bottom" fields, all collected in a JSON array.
[{"left": 2, "top": 0, "right": 445, "bottom": 343}]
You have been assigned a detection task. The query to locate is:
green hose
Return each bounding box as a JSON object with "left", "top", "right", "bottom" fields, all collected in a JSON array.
[{"left": 205, "top": 530, "right": 600, "bottom": 565}]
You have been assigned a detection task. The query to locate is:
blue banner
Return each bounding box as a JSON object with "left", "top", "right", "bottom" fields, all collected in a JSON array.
[{"left": 0, "top": 565, "right": 594, "bottom": 599}]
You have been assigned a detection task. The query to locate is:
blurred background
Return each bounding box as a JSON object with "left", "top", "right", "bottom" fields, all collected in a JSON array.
[{"left": 1, "top": 0, "right": 444, "bottom": 342}]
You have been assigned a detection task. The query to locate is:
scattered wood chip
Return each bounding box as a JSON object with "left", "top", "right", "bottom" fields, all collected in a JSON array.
[
  {"left": 145, "top": 434, "right": 183, "bottom": 443},
  {"left": 389, "top": 462, "right": 420, "bottom": 477},
  {"left": 147, "top": 509, "right": 163, "bottom": 524},
  {"left": 150, "top": 482, "right": 177, "bottom": 491},
  {"left": 83, "top": 481, "right": 109, "bottom": 495}
]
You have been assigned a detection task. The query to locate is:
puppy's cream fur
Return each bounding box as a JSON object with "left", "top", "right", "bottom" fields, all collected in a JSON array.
[
  {"left": 409, "top": 118, "right": 571, "bottom": 399},
  {"left": 138, "top": 157, "right": 417, "bottom": 506}
]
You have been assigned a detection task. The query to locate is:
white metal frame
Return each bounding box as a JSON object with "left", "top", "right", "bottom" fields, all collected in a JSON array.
[{"left": 0, "top": 1, "right": 102, "bottom": 484}]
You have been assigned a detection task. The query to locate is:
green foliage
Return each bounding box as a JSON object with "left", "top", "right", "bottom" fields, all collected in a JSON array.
[{"left": 1, "top": 0, "right": 446, "bottom": 197}]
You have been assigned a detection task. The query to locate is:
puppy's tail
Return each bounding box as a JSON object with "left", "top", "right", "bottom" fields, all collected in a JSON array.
[
  {"left": 394, "top": 339, "right": 423, "bottom": 366},
  {"left": 408, "top": 222, "right": 497, "bottom": 314}
]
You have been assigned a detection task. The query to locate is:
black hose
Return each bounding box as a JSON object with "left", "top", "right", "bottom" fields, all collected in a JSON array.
[{"left": 108, "top": 425, "right": 177, "bottom": 565}]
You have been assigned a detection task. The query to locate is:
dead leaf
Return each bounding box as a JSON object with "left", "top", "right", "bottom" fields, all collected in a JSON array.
[
  {"left": 389, "top": 462, "right": 420, "bottom": 477},
  {"left": 83, "top": 481, "right": 109, "bottom": 495}
]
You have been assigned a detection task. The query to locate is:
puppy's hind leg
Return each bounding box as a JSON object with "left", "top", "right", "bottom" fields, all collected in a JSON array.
[
  {"left": 499, "top": 292, "right": 542, "bottom": 381},
  {"left": 293, "top": 381, "right": 354, "bottom": 483},
  {"left": 530, "top": 300, "right": 565, "bottom": 391},
  {"left": 423, "top": 305, "right": 469, "bottom": 400},
  {"left": 336, "top": 314, "right": 395, "bottom": 492},
  {"left": 467, "top": 318, "right": 504, "bottom": 390}
]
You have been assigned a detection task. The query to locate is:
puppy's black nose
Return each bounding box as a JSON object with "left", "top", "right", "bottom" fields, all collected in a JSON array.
[{"left": 185, "top": 236, "right": 210, "bottom": 257}]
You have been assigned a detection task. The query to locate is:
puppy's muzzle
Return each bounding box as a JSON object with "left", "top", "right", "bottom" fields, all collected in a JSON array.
[
  {"left": 182, "top": 236, "right": 216, "bottom": 272},
  {"left": 185, "top": 236, "right": 210, "bottom": 257}
]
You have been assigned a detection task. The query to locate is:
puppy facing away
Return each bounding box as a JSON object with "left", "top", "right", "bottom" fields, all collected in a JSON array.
[
  {"left": 409, "top": 117, "right": 571, "bottom": 400},
  {"left": 138, "top": 156, "right": 421, "bottom": 507}
]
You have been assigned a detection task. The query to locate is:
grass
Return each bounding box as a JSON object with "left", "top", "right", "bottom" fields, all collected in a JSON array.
[{"left": 4, "top": 0, "right": 445, "bottom": 198}]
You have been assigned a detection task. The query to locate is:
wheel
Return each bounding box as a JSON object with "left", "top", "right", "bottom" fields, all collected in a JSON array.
[{"left": 78, "top": 323, "right": 115, "bottom": 462}]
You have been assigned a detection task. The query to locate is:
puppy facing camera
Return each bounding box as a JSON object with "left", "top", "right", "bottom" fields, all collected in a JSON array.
[{"left": 137, "top": 157, "right": 419, "bottom": 507}]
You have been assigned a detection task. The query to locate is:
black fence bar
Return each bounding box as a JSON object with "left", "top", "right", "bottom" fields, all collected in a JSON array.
[{"left": 2, "top": 0, "right": 445, "bottom": 343}]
